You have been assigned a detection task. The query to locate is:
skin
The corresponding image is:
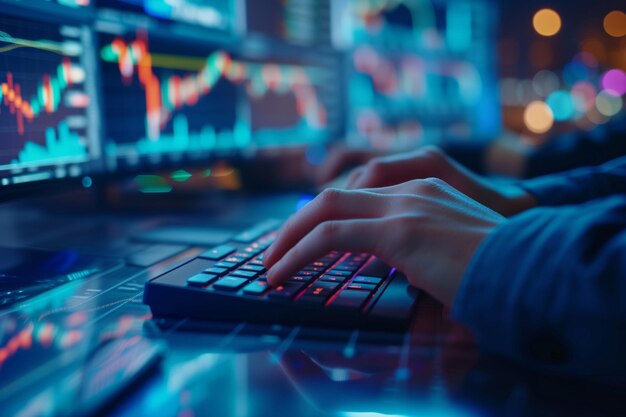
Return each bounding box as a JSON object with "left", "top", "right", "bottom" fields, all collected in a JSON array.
[{"left": 263, "top": 147, "right": 537, "bottom": 307}]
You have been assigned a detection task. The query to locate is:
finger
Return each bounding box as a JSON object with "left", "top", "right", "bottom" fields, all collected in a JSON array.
[
  {"left": 345, "top": 166, "right": 364, "bottom": 189},
  {"left": 316, "top": 148, "right": 372, "bottom": 185},
  {"left": 263, "top": 189, "right": 388, "bottom": 268},
  {"left": 316, "top": 149, "right": 350, "bottom": 185},
  {"left": 266, "top": 218, "right": 383, "bottom": 287},
  {"left": 350, "top": 157, "right": 413, "bottom": 189},
  {"left": 350, "top": 147, "right": 448, "bottom": 189}
]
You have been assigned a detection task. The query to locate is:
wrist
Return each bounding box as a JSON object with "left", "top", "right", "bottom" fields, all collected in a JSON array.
[{"left": 497, "top": 186, "right": 538, "bottom": 217}]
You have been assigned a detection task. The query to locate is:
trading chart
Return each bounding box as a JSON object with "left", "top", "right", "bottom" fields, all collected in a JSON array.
[
  {"left": 0, "top": 13, "right": 96, "bottom": 185},
  {"left": 99, "top": 29, "right": 336, "bottom": 166}
]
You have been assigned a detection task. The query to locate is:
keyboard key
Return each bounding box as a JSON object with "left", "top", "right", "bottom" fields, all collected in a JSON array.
[
  {"left": 224, "top": 256, "right": 246, "bottom": 265},
  {"left": 359, "top": 258, "right": 391, "bottom": 278},
  {"left": 347, "top": 283, "right": 377, "bottom": 291},
  {"left": 230, "top": 270, "right": 258, "bottom": 279},
  {"left": 199, "top": 245, "right": 236, "bottom": 260},
  {"left": 332, "top": 265, "right": 358, "bottom": 271},
  {"left": 187, "top": 274, "right": 218, "bottom": 287},
  {"left": 329, "top": 289, "right": 371, "bottom": 310},
  {"left": 319, "top": 275, "right": 348, "bottom": 283},
  {"left": 268, "top": 283, "right": 305, "bottom": 301},
  {"left": 213, "top": 276, "right": 249, "bottom": 291},
  {"left": 214, "top": 261, "right": 237, "bottom": 269},
  {"left": 205, "top": 267, "right": 228, "bottom": 276},
  {"left": 298, "top": 282, "right": 340, "bottom": 305},
  {"left": 353, "top": 275, "right": 383, "bottom": 285},
  {"left": 302, "top": 266, "right": 325, "bottom": 273},
  {"left": 240, "top": 264, "right": 265, "bottom": 272},
  {"left": 288, "top": 275, "right": 315, "bottom": 283},
  {"left": 297, "top": 270, "right": 320, "bottom": 278},
  {"left": 242, "top": 280, "right": 270, "bottom": 295},
  {"left": 326, "top": 269, "right": 353, "bottom": 277}
]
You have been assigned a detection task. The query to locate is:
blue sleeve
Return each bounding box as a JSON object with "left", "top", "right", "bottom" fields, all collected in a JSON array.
[
  {"left": 452, "top": 196, "right": 626, "bottom": 386},
  {"left": 525, "top": 116, "right": 626, "bottom": 178},
  {"left": 441, "top": 116, "right": 626, "bottom": 178},
  {"left": 520, "top": 156, "right": 626, "bottom": 206}
]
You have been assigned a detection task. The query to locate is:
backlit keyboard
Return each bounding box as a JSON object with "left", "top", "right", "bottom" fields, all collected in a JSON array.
[{"left": 144, "top": 221, "right": 420, "bottom": 331}]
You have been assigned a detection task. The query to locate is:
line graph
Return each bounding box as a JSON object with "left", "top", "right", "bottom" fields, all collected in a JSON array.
[
  {"left": 99, "top": 31, "right": 330, "bottom": 161},
  {"left": 0, "top": 13, "right": 92, "bottom": 174}
]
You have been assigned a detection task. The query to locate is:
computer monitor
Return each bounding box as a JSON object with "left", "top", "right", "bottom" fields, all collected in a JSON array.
[
  {"left": 0, "top": 6, "right": 100, "bottom": 196},
  {"left": 0, "top": 0, "right": 499, "bottom": 197}
]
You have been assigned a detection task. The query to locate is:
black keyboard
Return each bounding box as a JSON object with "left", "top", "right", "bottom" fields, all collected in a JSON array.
[{"left": 144, "top": 221, "right": 420, "bottom": 331}]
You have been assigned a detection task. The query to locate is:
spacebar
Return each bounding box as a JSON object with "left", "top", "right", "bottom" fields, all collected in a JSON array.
[{"left": 368, "top": 274, "right": 418, "bottom": 321}]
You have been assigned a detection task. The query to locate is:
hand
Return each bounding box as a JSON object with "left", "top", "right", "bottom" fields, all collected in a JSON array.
[
  {"left": 263, "top": 179, "right": 506, "bottom": 307},
  {"left": 345, "top": 146, "right": 536, "bottom": 217},
  {"left": 315, "top": 146, "right": 386, "bottom": 185}
]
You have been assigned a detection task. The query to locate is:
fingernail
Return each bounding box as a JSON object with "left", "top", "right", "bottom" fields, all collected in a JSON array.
[{"left": 266, "top": 263, "right": 281, "bottom": 286}]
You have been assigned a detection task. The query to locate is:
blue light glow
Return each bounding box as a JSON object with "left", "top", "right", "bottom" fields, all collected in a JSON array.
[{"left": 546, "top": 90, "right": 575, "bottom": 121}]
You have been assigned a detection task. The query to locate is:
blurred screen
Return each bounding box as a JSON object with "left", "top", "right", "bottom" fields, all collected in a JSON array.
[
  {"left": 342, "top": 0, "right": 500, "bottom": 150},
  {"left": 0, "top": 11, "right": 99, "bottom": 188}
]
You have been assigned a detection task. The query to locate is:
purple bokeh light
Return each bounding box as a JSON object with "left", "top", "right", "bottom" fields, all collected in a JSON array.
[{"left": 602, "top": 69, "right": 626, "bottom": 96}]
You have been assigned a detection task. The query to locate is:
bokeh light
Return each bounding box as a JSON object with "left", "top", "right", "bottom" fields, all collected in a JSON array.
[
  {"left": 571, "top": 81, "right": 597, "bottom": 113},
  {"left": 524, "top": 101, "right": 554, "bottom": 133},
  {"left": 562, "top": 59, "right": 593, "bottom": 86},
  {"left": 546, "top": 90, "right": 575, "bottom": 121},
  {"left": 595, "top": 91, "right": 623, "bottom": 117},
  {"left": 532, "top": 70, "right": 559, "bottom": 96},
  {"left": 533, "top": 9, "right": 562, "bottom": 37},
  {"left": 601, "top": 69, "right": 626, "bottom": 96},
  {"left": 603, "top": 11, "right": 626, "bottom": 38}
]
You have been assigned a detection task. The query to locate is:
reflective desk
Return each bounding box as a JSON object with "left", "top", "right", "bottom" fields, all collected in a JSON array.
[{"left": 0, "top": 190, "right": 623, "bottom": 417}]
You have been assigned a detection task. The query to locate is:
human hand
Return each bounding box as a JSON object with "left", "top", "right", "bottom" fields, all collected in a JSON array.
[
  {"left": 345, "top": 146, "right": 536, "bottom": 217},
  {"left": 263, "top": 179, "right": 506, "bottom": 307},
  {"left": 315, "top": 146, "right": 386, "bottom": 185}
]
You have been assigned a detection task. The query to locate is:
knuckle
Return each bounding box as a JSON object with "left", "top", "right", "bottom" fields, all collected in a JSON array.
[
  {"left": 421, "top": 145, "right": 444, "bottom": 159},
  {"left": 319, "top": 187, "right": 342, "bottom": 205},
  {"left": 415, "top": 177, "right": 447, "bottom": 194},
  {"left": 421, "top": 146, "right": 447, "bottom": 164},
  {"left": 318, "top": 220, "right": 338, "bottom": 238}
]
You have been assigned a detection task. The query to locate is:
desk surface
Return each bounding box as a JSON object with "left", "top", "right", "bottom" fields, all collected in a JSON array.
[{"left": 0, "top": 190, "right": 623, "bottom": 417}]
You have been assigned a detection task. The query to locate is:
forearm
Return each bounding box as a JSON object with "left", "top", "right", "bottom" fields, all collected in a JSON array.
[
  {"left": 452, "top": 197, "right": 626, "bottom": 386},
  {"left": 520, "top": 156, "right": 626, "bottom": 206}
]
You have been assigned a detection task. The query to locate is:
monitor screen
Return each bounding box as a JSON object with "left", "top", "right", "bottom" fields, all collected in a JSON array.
[
  {"left": 97, "top": 23, "right": 342, "bottom": 169},
  {"left": 0, "top": 0, "right": 499, "bottom": 196},
  {"left": 0, "top": 10, "right": 100, "bottom": 189},
  {"left": 96, "top": 0, "right": 235, "bottom": 32},
  {"left": 245, "top": 0, "right": 333, "bottom": 47},
  {"left": 343, "top": 0, "right": 500, "bottom": 150}
]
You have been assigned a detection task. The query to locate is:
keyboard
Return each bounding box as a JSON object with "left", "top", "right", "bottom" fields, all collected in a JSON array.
[{"left": 144, "top": 220, "right": 420, "bottom": 331}]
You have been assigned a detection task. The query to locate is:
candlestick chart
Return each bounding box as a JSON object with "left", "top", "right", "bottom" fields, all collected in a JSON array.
[
  {"left": 0, "top": 14, "right": 93, "bottom": 175},
  {"left": 99, "top": 31, "right": 332, "bottom": 165}
]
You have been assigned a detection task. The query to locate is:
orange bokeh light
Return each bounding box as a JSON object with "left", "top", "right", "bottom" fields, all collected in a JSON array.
[
  {"left": 533, "top": 9, "right": 562, "bottom": 37},
  {"left": 603, "top": 11, "right": 626, "bottom": 37}
]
